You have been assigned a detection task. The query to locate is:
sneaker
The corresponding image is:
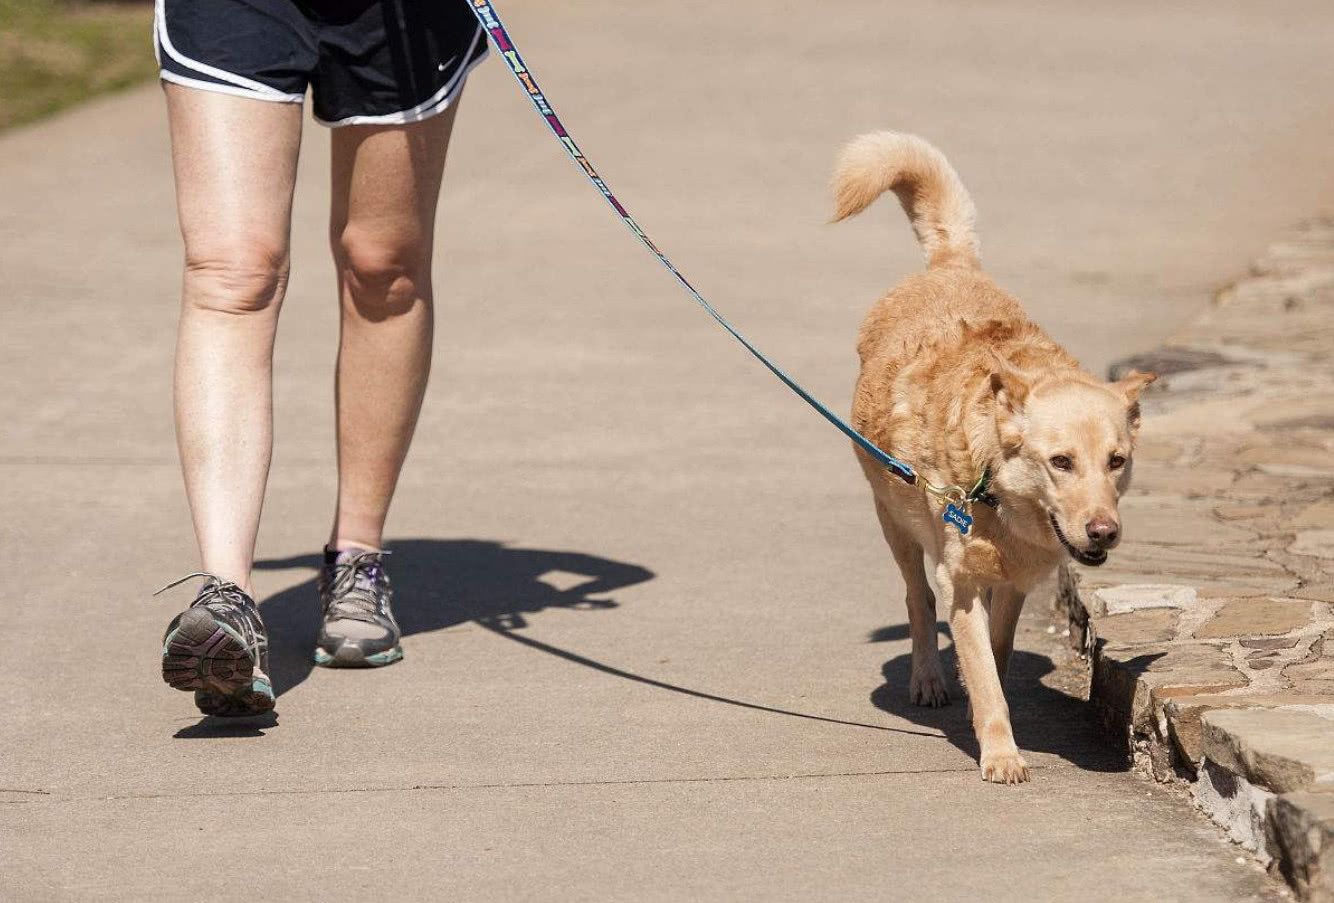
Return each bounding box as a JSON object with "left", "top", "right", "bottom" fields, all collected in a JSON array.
[
  {"left": 158, "top": 573, "right": 274, "bottom": 716},
  {"left": 314, "top": 547, "right": 403, "bottom": 668}
]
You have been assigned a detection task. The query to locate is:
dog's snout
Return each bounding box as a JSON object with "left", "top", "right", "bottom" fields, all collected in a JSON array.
[{"left": 1085, "top": 516, "right": 1119, "bottom": 547}]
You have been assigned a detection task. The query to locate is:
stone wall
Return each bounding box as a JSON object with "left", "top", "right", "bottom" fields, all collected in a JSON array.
[{"left": 1055, "top": 220, "right": 1334, "bottom": 901}]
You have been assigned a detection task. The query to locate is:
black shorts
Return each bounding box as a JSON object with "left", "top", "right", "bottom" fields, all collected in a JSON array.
[{"left": 153, "top": 0, "right": 488, "bottom": 126}]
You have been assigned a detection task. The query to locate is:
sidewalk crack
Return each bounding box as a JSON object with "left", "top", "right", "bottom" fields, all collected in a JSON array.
[{"left": 4, "top": 766, "right": 1040, "bottom": 806}]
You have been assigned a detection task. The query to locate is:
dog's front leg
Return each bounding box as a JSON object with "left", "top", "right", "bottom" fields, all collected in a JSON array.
[
  {"left": 874, "top": 500, "right": 947, "bottom": 706},
  {"left": 944, "top": 574, "right": 1030, "bottom": 784},
  {"left": 989, "top": 585, "right": 1026, "bottom": 683}
]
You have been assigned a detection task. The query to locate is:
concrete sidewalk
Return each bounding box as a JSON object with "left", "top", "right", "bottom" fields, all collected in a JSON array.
[{"left": 4, "top": 1, "right": 1334, "bottom": 899}]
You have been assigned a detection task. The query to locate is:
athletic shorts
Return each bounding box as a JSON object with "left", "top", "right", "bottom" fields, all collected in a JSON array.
[{"left": 153, "top": 0, "right": 488, "bottom": 126}]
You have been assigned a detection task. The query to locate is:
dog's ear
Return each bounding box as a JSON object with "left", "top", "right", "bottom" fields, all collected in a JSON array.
[
  {"left": 988, "top": 355, "right": 1030, "bottom": 451},
  {"left": 1113, "top": 370, "right": 1156, "bottom": 436},
  {"left": 1113, "top": 369, "right": 1157, "bottom": 402}
]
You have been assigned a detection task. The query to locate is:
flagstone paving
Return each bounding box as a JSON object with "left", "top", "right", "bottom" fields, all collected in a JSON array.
[{"left": 1060, "top": 221, "right": 1334, "bottom": 898}]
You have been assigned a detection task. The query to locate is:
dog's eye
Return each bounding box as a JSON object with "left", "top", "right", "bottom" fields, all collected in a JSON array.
[
  {"left": 1049, "top": 455, "right": 1073, "bottom": 471},
  {"left": 1108, "top": 454, "right": 1127, "bottom": 470}
]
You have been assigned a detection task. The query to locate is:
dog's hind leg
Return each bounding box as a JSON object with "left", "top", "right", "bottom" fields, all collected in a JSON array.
[
  {"left": 988, "top": 585, "right": 1026, "bottom": 683},
  {"left": 944, "top": 572, "right": 1030, "bottom": 784},
  {"left": 874, "top": 499, "right": 949, "bottom": 707}
]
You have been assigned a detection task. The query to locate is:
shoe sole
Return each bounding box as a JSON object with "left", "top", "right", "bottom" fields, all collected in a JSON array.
[
  {"left": 162, "top": 607, "right": 274, "bottom": 716},
  {"left": 313, "top": 644, "right": 403, "bottom": 668}
]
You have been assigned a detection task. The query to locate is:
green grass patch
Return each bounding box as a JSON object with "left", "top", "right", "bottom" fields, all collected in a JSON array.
[{"left": 0, "top": 0, "right": 156, "bottom": 131}]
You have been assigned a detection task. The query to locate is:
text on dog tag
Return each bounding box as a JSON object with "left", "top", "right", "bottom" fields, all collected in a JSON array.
[{"left": 943, "top": 503, "right": 973, "bottom": 535}]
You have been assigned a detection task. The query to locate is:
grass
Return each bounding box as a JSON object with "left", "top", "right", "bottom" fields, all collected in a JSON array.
[{"left": 0, "top": 0, "right": 156, "bottom": 131}]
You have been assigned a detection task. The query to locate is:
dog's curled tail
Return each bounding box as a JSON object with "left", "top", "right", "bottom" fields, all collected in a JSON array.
[{"left": 831, "top": 131, "right": 979, "bottom": 270}]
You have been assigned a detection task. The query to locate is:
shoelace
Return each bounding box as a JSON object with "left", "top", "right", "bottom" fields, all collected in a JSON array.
[
  {"left": 154, "top": 572, "right": 265, "bottom": 652},
  {"left": 323, "top": 551, "right": 393, "bottom": 625}
]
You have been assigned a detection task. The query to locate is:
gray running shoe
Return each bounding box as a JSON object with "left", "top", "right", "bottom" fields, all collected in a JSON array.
[
  {"left": 314, "top": 548, "right": 403, "bottom": 667},
  {"left": 158, "top": 574, "right": 274, "bottom": 717}
]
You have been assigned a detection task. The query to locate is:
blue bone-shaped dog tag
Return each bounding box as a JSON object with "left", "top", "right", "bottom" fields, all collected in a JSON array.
[{"left": 943, "top": 503, "right": 973, "bottom": 535}]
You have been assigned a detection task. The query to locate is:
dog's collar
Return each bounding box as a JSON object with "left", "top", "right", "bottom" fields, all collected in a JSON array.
[
  {"left": 921, "top": 468, "right": 999, "bottom": 510},
  {"left": 923, "top": 468, "right": 1000, "bottom": 535},
  {"left": 969, "top": 469, "right": 1000, "bottom": 510}
]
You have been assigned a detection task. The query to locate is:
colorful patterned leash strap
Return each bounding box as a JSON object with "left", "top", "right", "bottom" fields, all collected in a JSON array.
[{"left": 467, "top": 0, "right": 918, "bottom": 487}]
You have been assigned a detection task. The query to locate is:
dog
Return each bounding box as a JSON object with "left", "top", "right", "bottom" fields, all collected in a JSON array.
[{"left": 833, "top": 132, "right": 1154, "bottom": 784}]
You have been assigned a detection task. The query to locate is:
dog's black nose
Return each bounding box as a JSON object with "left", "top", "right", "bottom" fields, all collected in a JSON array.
[{"left": 1086, "top": 518, "right": 1119, "bottom": 546}]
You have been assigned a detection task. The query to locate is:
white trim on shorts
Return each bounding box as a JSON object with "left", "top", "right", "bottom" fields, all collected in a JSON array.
[
  {"left": 313, "top": 25, "right": 488, "bottom": 127},
  {"left": 159, "top": 70, "right": 305, "bottom": 105},
  {"left": 154, "top": 0, "right": 306, "bottom": 104}
]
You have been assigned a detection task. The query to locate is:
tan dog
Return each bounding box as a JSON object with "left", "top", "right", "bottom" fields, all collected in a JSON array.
[{"left": 834, "top": 132, "right": 1154, "bottom": 784}]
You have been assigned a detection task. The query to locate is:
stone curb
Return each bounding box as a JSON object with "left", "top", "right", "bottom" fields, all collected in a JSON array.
[{"left": 1054, "top": 220, "right": 1334, "bottom": 901}]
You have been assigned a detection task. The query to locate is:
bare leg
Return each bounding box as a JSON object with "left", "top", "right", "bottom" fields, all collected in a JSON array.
[
  {"left": 166, "top": 85, "right": 303, "bottom": 593},
  {"left": 875, "top": 500, "right": 947, "bottom": 706},
  {"left": 326, "top": 104, "right": 460, "bottom": 552},
  {"left": 989, "top": 585, "right": 1027, "bottom": 683},
  {"left": 942, "top": 567, "right": 1029, "bottom": 784}
]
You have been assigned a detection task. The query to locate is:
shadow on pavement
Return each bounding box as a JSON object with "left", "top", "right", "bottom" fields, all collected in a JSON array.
[
  {"left": 869, "top": 621, "right": 1125, "bottom": 773},
  {"left": 171, "top": 538, "right": 651, "bottom": 738},
  {"left": 174, "top": 712, "right": 279, "bottom": 739},
  {"left": 249, "top": 538, "right": 657, "bottom": 699},
  {"left": 481, "top": 620, "right": 944, "bottom": 738},
  {"left": 174, "top": 537, "right": 949, "bottom": 741}
]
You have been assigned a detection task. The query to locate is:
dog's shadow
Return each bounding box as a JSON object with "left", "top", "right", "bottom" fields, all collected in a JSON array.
[
  {"left": 869, "top": 621, "right": 1123, "bottom": 772},
  {"left": 253, "top": 538, "right": 656, "bottom": 700}
]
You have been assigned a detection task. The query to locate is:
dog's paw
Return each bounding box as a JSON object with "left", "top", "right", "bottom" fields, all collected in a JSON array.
[
  {"left": 980, "top": 749, "right": 1030, "bottom": 784},
  {"left": 909, "top": 662, "right": 950, "bottom": 708}
]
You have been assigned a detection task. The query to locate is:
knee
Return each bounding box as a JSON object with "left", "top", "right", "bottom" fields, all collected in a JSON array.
[
  {"left": 335, "top": 226, "right": 429, "bottom": 315},
  {"left": 183, "top": 246, "right": 288, "bottom": 315}
]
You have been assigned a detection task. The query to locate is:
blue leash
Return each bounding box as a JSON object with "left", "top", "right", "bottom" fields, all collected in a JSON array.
[{"left": 469, "top": 1, "right": 939, "bottom": 493}]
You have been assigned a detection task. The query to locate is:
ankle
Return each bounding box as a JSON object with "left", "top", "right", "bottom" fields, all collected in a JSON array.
[
  {"left": 329, "top": 537, "right": 382, "bottom": 554},
  {"left": 199, "top": 568, "right": 253, "bottom": 597}
]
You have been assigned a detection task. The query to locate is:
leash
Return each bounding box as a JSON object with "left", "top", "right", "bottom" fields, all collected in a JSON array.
[{"left": 466, "top": 0, "right": 996, "bottom": 532}]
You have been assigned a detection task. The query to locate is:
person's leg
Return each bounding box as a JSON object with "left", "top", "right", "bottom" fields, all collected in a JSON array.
[
  {"left": 166, "top": 84, "right": 303, "bottom": 593},
  {"left": 326, "top": 102, "right": 460, "bottom": 552},
  {"left": 160, "top": 84, "right": 302, "bottom": 712}
]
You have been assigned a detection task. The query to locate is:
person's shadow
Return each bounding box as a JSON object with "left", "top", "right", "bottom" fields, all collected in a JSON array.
[
  {"left": 248, "top": 538, "right": 657, "bottom": 699},
  {"left": 174, "top": 538, "right": 654, "bottom": 738},
  {"left": 869, "top": 620, "right": 1124, "bottom": 772}
]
